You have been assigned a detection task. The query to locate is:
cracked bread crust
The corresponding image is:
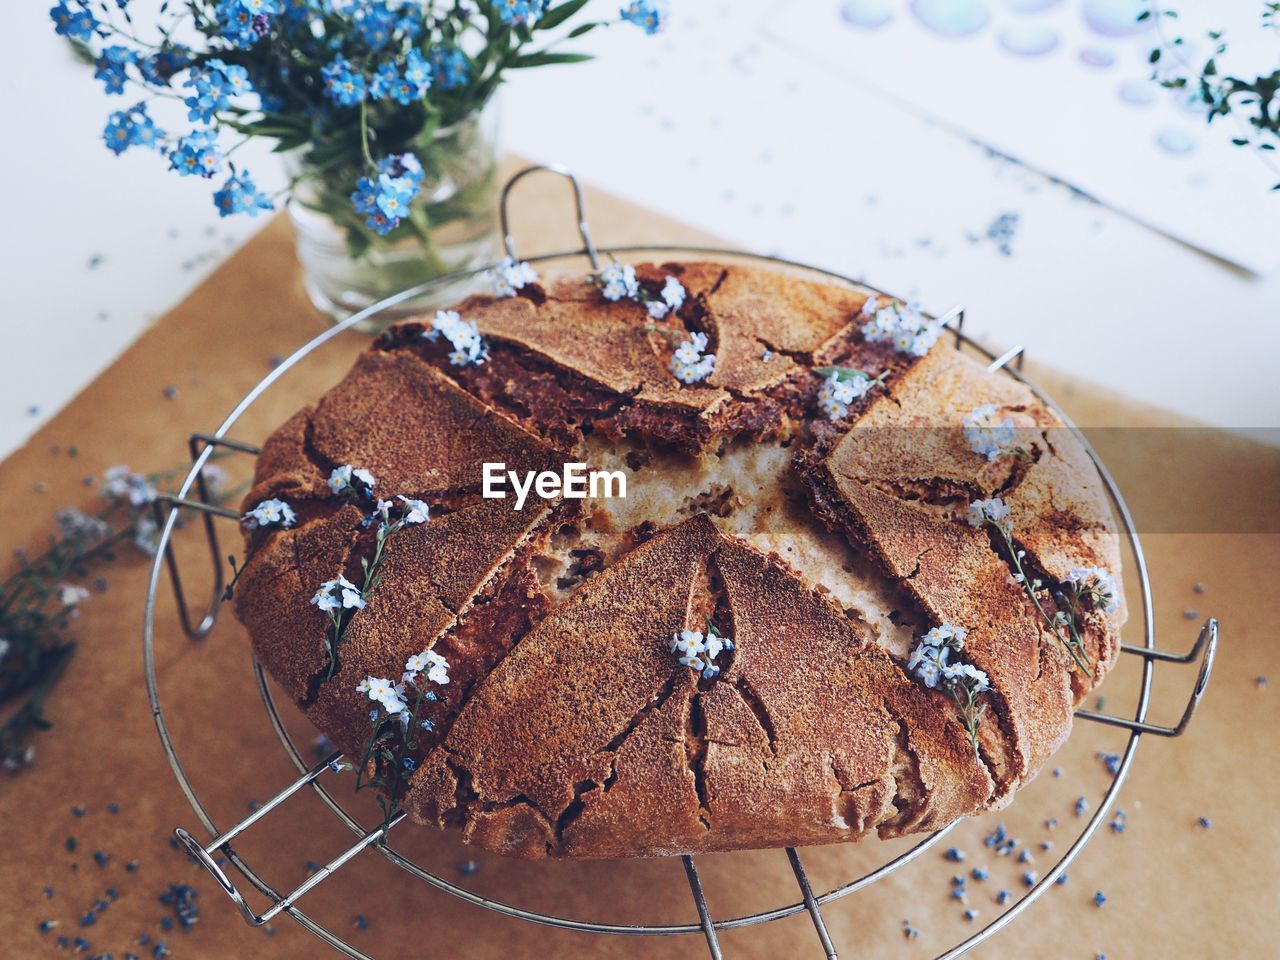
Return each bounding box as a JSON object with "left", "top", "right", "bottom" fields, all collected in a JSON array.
[{"left": 234, "top": 261, "right": 1125, "bottom": 859}]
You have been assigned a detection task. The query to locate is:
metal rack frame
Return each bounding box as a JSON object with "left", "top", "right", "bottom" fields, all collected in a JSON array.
[{"left": 142, "top": 166, "right": 1217, "bottom": 960}]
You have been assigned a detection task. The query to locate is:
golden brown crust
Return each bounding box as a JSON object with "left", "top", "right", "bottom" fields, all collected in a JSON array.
[{"left": 234, "top": 260, "right": 1125, "bottom": 859}]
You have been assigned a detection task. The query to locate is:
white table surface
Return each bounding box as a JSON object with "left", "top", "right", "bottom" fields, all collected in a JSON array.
[{"left": 4, "top": 0, "right": 1278, "bottom": 462}]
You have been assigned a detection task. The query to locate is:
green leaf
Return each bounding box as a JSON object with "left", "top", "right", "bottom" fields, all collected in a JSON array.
[
  {"left": 509, "top": 51, "right": 594, "bottom": 69},
  {"left": 567, "top": 22, "right": 599, "bottom": 39},
  {"left": 537, "top": 0, "right": 591, "bottom": 30}
]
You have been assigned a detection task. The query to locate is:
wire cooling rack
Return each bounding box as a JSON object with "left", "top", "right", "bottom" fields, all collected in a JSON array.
[{"left": 142, "top": 165, "right": 1218, "bottom": 960}]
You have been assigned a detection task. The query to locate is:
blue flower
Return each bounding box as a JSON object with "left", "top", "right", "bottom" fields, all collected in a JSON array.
[
  {"left": 168, "top": 130, "right": 223, "bottom": 178},
  {"left": 350, "top": 165, "right": 421, "bottom": 235},
  {"left": 50, "top": 1, "right": 97, "bottom": 41},
  {"left": 139, "top": 47, "right": 191, "bottom": 86},
  {"left": 183, "top": 60, "right": 252, "bottom": 123},
  {"left": 374, "top": 173, "right": 416, "bottom": 220},
  {"left": 369, "top": 61, "right": 400, "bottom": 100},
  {"left": 621, "top": 0, "right": 669, "bottom": 34},
  {"left": 94, "top": 46, "right": 135, "bottom": 95},
  {"left": 354, "top": 2, "right": 399, "bottom": 50},
  {"left": 429, "top": 47, "right": 469, "bottom": 89},
  {"left": 377, "top": 152, "right": 424, "bottom": 188},
  {"left": 321, "top": 55, "right": 367, "bottom": 106},
  {"left": 351, "top": 176, "right": 380, "bottom": 215},
  {"left": 280, "top": 0, "right": 321, "bottom": 24},
  {"left": 215, "top": 0, "right": 278, "bottom": 48},
  {"left": 102, "top": 104, "right": 163, "bottom": 155},
  {"left": 213, "top": 170, "right": 274, "bottom": 217},
  {"left": 403, "top": 49, "right": 432, "bottom": 90},
  {"left": 497, "top": 0, "right": 547, "bottom": 26}
]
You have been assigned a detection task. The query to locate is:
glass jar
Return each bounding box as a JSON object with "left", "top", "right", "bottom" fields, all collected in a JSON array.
[{"left": 286, "top": 100, "right": 501, "bottom": 328}]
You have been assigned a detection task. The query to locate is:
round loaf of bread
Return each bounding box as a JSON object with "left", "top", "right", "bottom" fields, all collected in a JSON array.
[{"left": 234, "top": 261, "right": 1124, "bottom": 859}]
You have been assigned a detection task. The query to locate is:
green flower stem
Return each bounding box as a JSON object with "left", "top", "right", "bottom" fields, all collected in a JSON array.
[
  {"left": 989, "top": 521, "right": 1093, "bottom": 677},
  {"left": 359, "top": 100, "right": 375, "bottom": 168},
  {"left": 320, "top": 515, "right": 408, "bottom": 681},
  {"left": 951, "top": 684, "right": 984, "bottom": 757}
]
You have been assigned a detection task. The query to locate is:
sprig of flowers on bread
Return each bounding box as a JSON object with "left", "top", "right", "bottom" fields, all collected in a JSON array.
[
  {"left": 963, "top": 404, "right": 1031, "bottom": 461},
  {"left": 859, "top": 295, "right": 944, "bottom": 357},
  {"left": 907, "top": 624, "right": 989, "bottom": 755},
  {"left": 592, "top": 262, "right": 689, "bottom": 320},
  {"left": 669, "top": 332, "right": 716, "bottom": 384},
  {"left": 424, "top": 310, "right": 488, "bottom": 367},
  {"left": 490, "top": 257, "right": 538, "bottom": 298},
  {"left": 669, "top": 620, "right": 734, "bottom": 679},
  {"left": 813, "top": 366, "right": 889, "bottom": 420},
  {"left": 311, "top": 466, "right": 431, "bottom": 680},
  {"left": 968, "top": 498, "right": 1094, "bottom": 677},
  {"left": 355, "top": 646, "right": 451, "bottom": 830},
  {"left": 586, "top": 262, "right": 713, "bottom": 384}
]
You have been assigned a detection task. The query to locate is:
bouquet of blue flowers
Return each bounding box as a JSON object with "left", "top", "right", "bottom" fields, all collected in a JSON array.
[{"left": 52, "top": 1, "right": 669, "bottom": 260}]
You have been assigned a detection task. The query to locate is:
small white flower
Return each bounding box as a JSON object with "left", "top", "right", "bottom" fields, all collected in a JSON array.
[
  {"left": 102, "top": 465, "right": 157, "bottom": 507},
  {"left": 923, "top": 623, "right": 967, "bottom": 649},
  {"left": 425, "top": 310, "right": 488, "bottom": 367},
  {"left": 661, "top": 276, "right": 686, "bottom": 311},
  {"left": 58, "top": 583, "right": 90, "bottom": 608},
  {"left": 646, "top": 299, "right": 670, "bottom": 320},
  {"left": 948, "top": 662, "right": 991, "bottom": 694},
  {"left": 394, "top": 496, "right": 430, "bottom": 524},
  {"left": 312, "top": 575, "right": 365, "bottom": 613},
  {"left": 133, "top": 515, "right": 159, "bottom": 556},
  {"left": 356, "top": 677, "right": 372, "bottom": 694},
  {"left": 963, "top": 405, "right": 1020, "bottom": 461},
  {"left": 670, "top": 629, "right": 706, "bottom": 658},
  {"left": 244, "top": 498, "right": 297, "bottom": 530},
  {"left": 328, "top": 465, "right": 376, "bottom": 498},
  {"left": 968, "top": 498, "right": 1011, "bottom": 529},
  {"left": 669, "top": 331, "right": 716, "bottom": 384},
  {"left": 201, "top": 463, "right": 229, "bottom": 499},
  {"left": 817, "top": 370, "right": 881, "bottom": 420},
  {"left": 819, "top": 396, "right": 846, "bottom": 419},
  {"left": 382, "top": 692, "right": 409, "bottom": 716},
  {"left": 704, "top": 634, "right": 725, "bottom": 660},
  {"left": 916, "top": 655, "right": 947, "bottom": 691},
  {"left": 425, "top": 650, "right": 451, "bottom": 684},
  {"left": 598, "top": 263, "right": 639, "bottom": 302},
  {"left": 405, "top": 652, "right": 429, "bottom": 674},
  {"left": 669, "top": 626, "right": 732, "bottom": 676},
  {"left": 364, "top": 676, "right": 394, "bottom": 703},
  {"left": 491, "top": 256, "right": 538, "bottom": 298},
  {"left": 55, "top": 508, "right": 111, "bottom": 545},
  {"left": 862, "top": 301, "right": 944, "bottom": 357},
  {"left": 1065, "top": 566, "right": 1119, "bottom": 614},
  {"left": 910, "top": 623, "right": 984, "bottom": 697}
]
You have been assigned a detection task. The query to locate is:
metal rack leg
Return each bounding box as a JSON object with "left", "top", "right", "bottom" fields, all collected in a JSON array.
[
  {"left": 682, "top": 855, "right": 724, "bottom": 959},
  {"left": 786, "top": 848, "right": 839, "bottom": 959},
  {"left": 1075, "top": 619, "right": 1218, "bottom": 736}
]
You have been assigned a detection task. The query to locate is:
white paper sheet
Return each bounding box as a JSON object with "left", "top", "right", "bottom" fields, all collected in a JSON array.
[{"left": 767, "top": 0, "right": 1278, "bottom": 273}]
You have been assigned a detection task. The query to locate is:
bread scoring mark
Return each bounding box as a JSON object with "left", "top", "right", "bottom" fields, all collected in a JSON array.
[
  {"left": 684, "top": 693, "right": 713, "bottom": 832},
  {"left": 875, "top": 716, "right": 930, "bottom": 837}
]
